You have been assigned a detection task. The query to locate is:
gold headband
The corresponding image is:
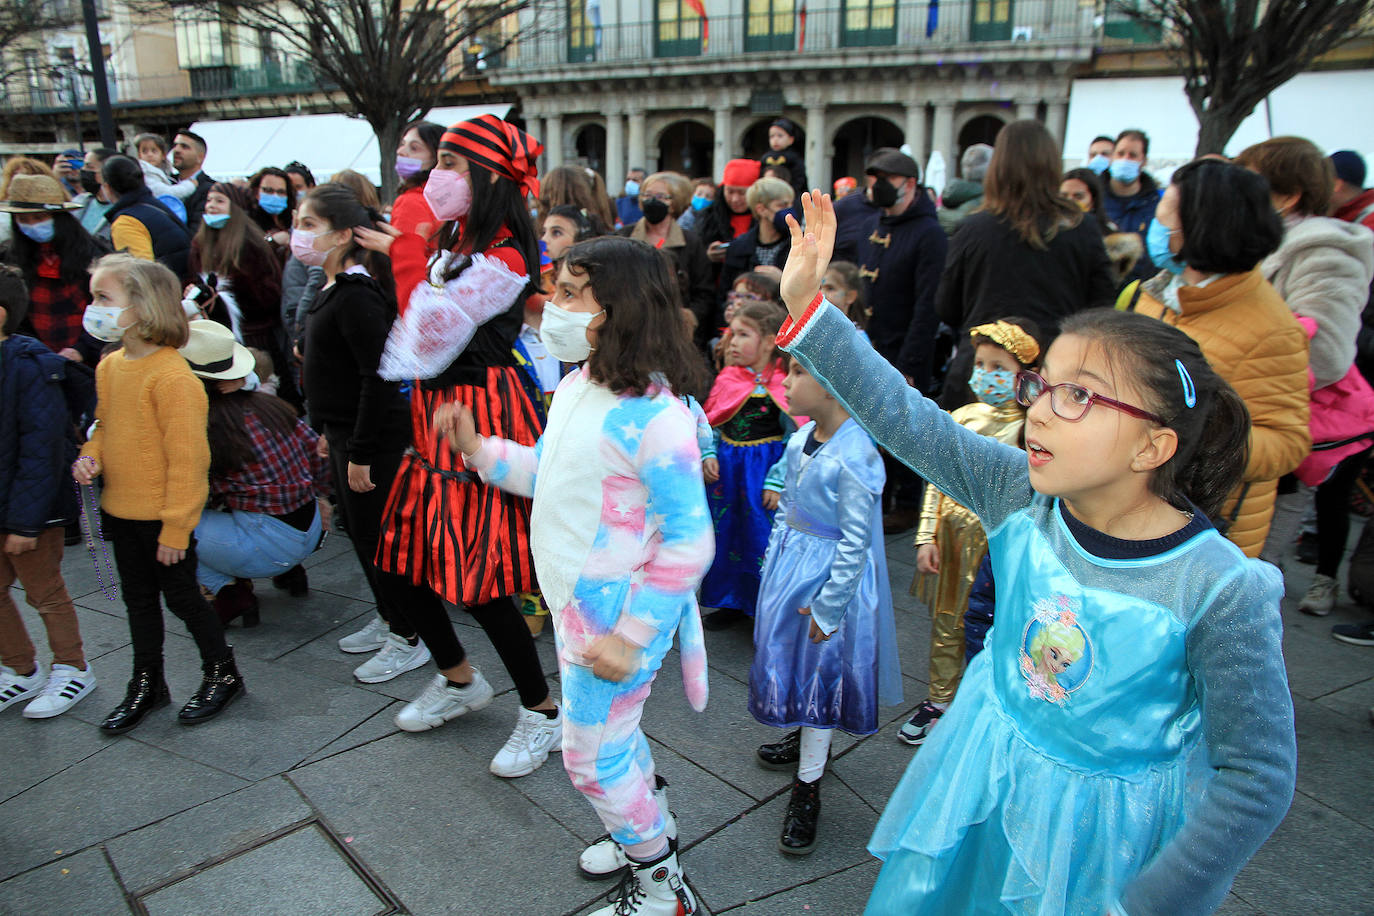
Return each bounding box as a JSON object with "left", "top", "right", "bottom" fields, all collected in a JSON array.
[{"left": 969, "top": 321, "right": 1040, "bottom": 365}]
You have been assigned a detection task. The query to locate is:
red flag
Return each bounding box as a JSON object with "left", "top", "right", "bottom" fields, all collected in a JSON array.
[
  {"left": 799, "top": 0, "right": 807, "bottom": 51},
  {"left": 683, "top": 0, "right": 709, "bottom": 50}
]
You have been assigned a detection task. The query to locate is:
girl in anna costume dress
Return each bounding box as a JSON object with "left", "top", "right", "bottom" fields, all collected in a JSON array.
[
  {"left": 778, "top": 193, "right": 1296, "bottom": 916},
  {"left": 699, "top": 300, "right": 795, "bottom": 630}
]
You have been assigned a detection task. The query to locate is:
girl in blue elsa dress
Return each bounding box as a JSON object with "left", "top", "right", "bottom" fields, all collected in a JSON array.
[
  {"left": 776, "top": 192, "right": 1297, "bottom": 916},
  {"left": 749, "top": 355, "right": 903, "bottom": 857}
]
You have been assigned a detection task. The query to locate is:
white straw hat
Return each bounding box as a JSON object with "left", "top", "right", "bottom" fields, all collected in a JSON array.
[{"left": 179, "top": 319, "right": 256, "bottom": 380}]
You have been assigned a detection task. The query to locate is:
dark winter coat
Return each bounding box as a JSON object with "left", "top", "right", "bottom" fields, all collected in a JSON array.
[
  {"left": 717, "top": 225, "right": 793, "bottom": 324},
  {"left": 1102, "top": 171, "right": 1162, "bottom": 283},
  {"left": 184, "top": 172, "right": 217, "bottom": 233},
  {"left": 860, "top": 190, "right": 949, "bottom": 390},
  {"left": 759, "top": 147, "right": 808, "bottom": 200},
  {"left": 104, "top": 188, "right": 192, "bottom": 280},
  {"left": 832, "top": 191, "right": 881, "bottom": 266},
  {"left": 0, "top": 335, "right": 79, "bottom": 535},
  {"left": 935, "top": 210, "right": 1116, "bottom": 406}
]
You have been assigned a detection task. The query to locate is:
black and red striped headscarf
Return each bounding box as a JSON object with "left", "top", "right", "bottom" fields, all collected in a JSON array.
[{"left": 439, "top": 115, "right": 543, "bottom": 199}]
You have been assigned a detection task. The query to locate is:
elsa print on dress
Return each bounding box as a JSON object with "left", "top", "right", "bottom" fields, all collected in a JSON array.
[{"left": 1019, "top": 595, "right": 1092, "bottom": 704}]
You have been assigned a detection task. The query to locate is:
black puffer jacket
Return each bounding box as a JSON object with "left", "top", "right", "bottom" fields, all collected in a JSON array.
[{"left": 0, "top": 335, "right": 79, "bottom": 535}]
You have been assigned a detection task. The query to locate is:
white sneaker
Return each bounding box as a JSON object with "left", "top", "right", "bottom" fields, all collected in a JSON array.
[
  {"left": 338, "top": 616, "right": 389, "bottom": 654},
  {"left": 352, "top": 633, "right": 431, "bottom": 684},
  {"left": 23, "top": 664, "right": 96, "bottom": 719},
  {"left": 395, "top": 670, "right": 494, "bottom": 732},
  {"left": 1300, "top": 573, "right": 1338, "bottom": 617},
  {"left": 580, "top": 778, "right": 677, "bottom": 879},
  {"left": 490, "top": 704, "right": 563, "bottom": 778},
  {"left": 0, "top": 665, "right": 47, "bottom": 713}
]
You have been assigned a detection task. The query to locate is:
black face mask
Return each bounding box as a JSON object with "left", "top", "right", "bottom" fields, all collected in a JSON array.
[
  {"left": 869, "top": 179, "right": 899, "bottom": 208},
  {"left": 641, "top": 198, "right": 670, "bottom": 225},
  {"left": 80, "top": 170, "right": 101, "bottom": 196}
]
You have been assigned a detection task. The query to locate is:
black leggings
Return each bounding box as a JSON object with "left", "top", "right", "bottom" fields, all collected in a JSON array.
[
  {"left": 106, "top": 515, "right": 230, "bottom": 671},
  {"left": 1315, "top": 447, "right": 1373, "bottom": 577}
]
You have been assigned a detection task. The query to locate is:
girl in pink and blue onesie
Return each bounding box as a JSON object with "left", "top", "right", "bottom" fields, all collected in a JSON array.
[{"left": 437, "top": 236, "right": 713, "bottom": 916}]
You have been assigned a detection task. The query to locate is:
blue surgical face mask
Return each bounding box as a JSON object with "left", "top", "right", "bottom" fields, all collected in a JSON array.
[
  {"left": 17, "top": 218, "right": 55, "bottom": 243},
  {"left": 1109, "top": 158, "right": 1141, "bottom": 184},
  {"left": 624, "top": 179, "right": 640, "bottom": 198},
  {"left": 691, "top": 195, "right": 711, "bottom": 212},
  {"left": 1146, "top": 216, "right": 1185, "bottom": 275},
  {"left": 258, "top": 192, "right": 289, "bottom": 215},
  {"left": 1087, "top": 154, "right": 1110, "bottom": 175},
  {"left": 969, "top": 366, "right": 1017, "bottom": 406},
  {"left": 203, "top": 211, "right": 231, "bottom": 229}
]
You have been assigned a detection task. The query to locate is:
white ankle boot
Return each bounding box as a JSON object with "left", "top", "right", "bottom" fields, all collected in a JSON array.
[
  {"left": 579, "top": 777, "right": 676, "bottom": 879},
  {"left": 588, "top": 847, "right": 697, "bottom": 916}
]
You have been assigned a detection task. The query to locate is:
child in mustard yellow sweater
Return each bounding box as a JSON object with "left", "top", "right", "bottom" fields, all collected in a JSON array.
[{"left": 73, "top": 253, "right": 243, "bottom": 733}]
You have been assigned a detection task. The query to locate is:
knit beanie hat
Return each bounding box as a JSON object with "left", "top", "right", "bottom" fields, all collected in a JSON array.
[
  {"left": 771, "top": 118, "right": 800, "bottom": 139},
  {"left": 722, "top": 158, "right": 761, "bottom": 188},
  {"left": 1330, "top": 150, "right": 1367, "bottom": 188},
  {"left": 440, "top": 115, "right": 544, "bottom": 199}
]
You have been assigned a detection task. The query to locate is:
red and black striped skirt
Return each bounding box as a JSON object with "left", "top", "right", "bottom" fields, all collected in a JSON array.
[{"left": 375, "top": 366, "right": 541, "bottom": 606}]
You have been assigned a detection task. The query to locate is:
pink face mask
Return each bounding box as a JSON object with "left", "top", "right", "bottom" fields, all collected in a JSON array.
[
  {"left": 290, "top": 228, "right": 333, "bottom": 267},
  {"left": 424, "top": 169, "right": 472, "bottom": 221}
]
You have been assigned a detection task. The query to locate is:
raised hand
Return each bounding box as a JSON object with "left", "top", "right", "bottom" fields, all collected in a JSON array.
[{"left": 780, "top": 190, "right": 837, "bottom": 319}]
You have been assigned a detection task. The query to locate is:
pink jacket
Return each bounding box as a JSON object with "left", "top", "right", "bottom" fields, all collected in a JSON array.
[{"left": 1295, "top": 315, "right": 1374, "bottom": 486}]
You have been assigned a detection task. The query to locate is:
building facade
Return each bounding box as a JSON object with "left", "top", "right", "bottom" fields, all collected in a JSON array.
[{"left": 492, "top": 0, "right": 1145, "bottom": 191}]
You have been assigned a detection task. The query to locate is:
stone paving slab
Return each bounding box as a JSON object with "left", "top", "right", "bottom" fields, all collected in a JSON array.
[
  {"left": 288, "top": 731, "right": 593, "bottom": 915},
  {"left": 683, "top": 773, "right": 880, "bottom": 912},
  {"left": 59, "top": 635, "right": 392, "bottom": 782},
  {"left": 713, "top": 859, "right": 883, "bottom": 914},
  {"left": 104, "top": 776, "right": 313, "bottom": 894},
  {"left": 0, "top": 739, "right": 247, "bottom": 882},
  {"left": 0, "top": 846, "right": 131, "bottom": 916},
  {"left": 139, "top": 824, "right": 387, "bottom": 916},
  {"left": 0, "top": 709, "right": 109, "bottom": 804}
]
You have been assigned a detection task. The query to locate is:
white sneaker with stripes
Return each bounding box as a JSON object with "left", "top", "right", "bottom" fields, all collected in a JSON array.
[{"left": 23, "top": 664, "right": 96, "bottom": 719}]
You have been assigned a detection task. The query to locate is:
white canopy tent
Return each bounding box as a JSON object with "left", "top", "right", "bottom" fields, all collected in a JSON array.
[
  {"left": 1064, "top": 70, "right": 1374, "bottom": 171},
  {"left": 190, "top": 103, "right": 512, "bottom": 184}
]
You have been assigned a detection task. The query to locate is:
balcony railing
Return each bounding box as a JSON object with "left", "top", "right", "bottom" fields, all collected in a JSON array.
[
  {"left": 185, "top": 59, "right": 323, "bottom": 98},
  {"left": 501, "top": 0, "right": 1103, "bottom": 71}
]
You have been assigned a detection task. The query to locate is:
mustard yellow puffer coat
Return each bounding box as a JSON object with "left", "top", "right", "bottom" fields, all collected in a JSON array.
[{"left": 1132, "top": 268, "right": 1311, "bottom": 557}]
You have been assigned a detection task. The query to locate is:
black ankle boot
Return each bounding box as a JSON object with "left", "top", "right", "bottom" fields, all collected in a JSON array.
[
  {"left": 271, "top": 564, "right": 309, "bottom": 597},
  {"left": 756, "top": 729, "right": 801, "bottom": 770},
  {"left": 100, "top": 667, "right": 170, "bottom": 734},
  {"left": 778, "top": 777, "right": 821, "bottom": 855},
  {"left": 177, "top": 650, "right": 244, "bottom": 725}
]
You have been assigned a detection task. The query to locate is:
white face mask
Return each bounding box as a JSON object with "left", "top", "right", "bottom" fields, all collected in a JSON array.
[
  {"left": 541, "top": 301, "right": 602, "bottom": 363},
  {"left": 82, "top": 303, "right": 130, "bottom": 342}
]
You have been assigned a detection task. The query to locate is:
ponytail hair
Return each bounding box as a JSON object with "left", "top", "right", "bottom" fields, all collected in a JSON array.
[
  {"left": 302, "top": 182, "right": 397, "bottom": 312},
  {"left": 1058, "top": 309, "right": 1251, "bottom": 521}
]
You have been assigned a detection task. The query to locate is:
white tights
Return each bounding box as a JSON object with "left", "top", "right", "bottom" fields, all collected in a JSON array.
[{"left": 797, "top": 726, "right": 833, "bottom": 784}]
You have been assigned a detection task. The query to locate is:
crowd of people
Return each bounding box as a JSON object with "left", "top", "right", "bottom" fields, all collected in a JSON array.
[{"left": 1, "top": 110, "right": 1372, "bottom": 915}]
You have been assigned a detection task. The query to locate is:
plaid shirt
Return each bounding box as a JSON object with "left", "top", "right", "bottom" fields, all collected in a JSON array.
[
  {"left": 25, "top": 250, "right": 90, "bottom": 353},
  {"left": 210, "top": 410, "right": 332, "bottom": 515}
]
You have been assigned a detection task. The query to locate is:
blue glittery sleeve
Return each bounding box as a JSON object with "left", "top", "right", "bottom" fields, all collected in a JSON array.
[
  {"left": 1118, "top": 560, "right": 1296, "bottom": 915},
  {"left": 784, "top": 302, "right": 1033, "bottom": 531}
]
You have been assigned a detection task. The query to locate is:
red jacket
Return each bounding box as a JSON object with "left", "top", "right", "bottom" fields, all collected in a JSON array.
[{"left": 1334, "top": 188, "right": 1374, "bottom": 232}]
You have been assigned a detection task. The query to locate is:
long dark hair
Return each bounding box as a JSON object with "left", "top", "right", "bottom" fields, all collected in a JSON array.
[
  {"left": 1058, "top": 309, "right": 1251, "bottom": 521},
  {"left": 436, "top": 161, "right": 540, "bottom": 284},
  {"left": 564, "top": 236, "right": 709, "bottom": 398},
  {"left": 206, "top": 385, "right": 300, "bottom": 477},
  {"left": 6, "top": 210, "right": 105, "bottom": 286},
  {"left": 301, "top": 183, "right": 397, "bottom": 311},
  {"left": 1060, "top": 167, "right": 1110, "bottom": 231},
  {"left": 983, "top": 119, "right": 1083, "bottom": 250},
  {"left": 398, "top": 120, "right": 444, "bottom": 193},
  {"left": 191, "top": 185, "right": 276, "bottom": 278}
]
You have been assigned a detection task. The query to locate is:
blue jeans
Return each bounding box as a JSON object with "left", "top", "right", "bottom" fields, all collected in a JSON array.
[{"left": 194, "top": 506, "right": 322, "bottom": 594}]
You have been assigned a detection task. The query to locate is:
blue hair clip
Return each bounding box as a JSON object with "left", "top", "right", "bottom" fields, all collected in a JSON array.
[{"left": 1175, "top": 359, "right": 1197, "bottom": 408}]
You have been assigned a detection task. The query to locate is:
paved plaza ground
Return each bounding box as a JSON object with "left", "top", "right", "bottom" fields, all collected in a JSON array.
[{"left": 2, "top": 526, "right": 1372, "bottom": 915}]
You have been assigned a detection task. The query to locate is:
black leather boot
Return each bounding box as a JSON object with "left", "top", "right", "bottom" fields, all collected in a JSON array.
[
  {"left": 778, "top": 777, "right": 821, "bottom": 855},
  {"left": 271, "top": 564, "right": 309, "bottom": 597},
  {"left": 177, "top": 650, "right": 244, "bottom": 725},
  {"left": 756, "top": 729, "right": 801, "bottom": 770},
  {"left": 100, "top": 668, "right": 170, "bottom": 734}
]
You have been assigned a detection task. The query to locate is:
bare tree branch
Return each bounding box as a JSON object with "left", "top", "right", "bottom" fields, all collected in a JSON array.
[
  {"left": 134, "top": 0, "right": 534, "bottom": 198},
  {"left": 1111, "top": 0, "right": 1374, "bottom": 155}
]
